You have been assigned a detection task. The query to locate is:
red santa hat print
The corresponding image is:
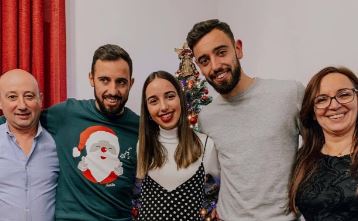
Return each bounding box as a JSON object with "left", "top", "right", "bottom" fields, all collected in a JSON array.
[{"left": 73, "top": 125, "right": 119, "bottom": 158}]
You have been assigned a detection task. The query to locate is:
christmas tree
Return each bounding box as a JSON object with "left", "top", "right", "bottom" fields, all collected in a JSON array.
[
  {"left": 175, "top": 43, "right": 212, "bottom": 130},
  {"left": 175, "top": 43, "right": 219, "bottom": 221}
]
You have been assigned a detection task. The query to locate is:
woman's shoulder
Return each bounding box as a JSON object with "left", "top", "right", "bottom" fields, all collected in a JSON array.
[{"left": 194, "top": 131, "right": 214, "bottom": 150}]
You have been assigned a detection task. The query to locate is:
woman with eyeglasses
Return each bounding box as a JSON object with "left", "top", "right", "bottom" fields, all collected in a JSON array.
[{"left": 288, "top": 66, "right": 358, "bottom": 220}]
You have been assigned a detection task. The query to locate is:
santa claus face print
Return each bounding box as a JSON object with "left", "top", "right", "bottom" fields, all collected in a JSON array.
[
  {"left": 89, "top": 59, "right": 134, "bottom": 117},
  {"left": 73, "top": 126, "right": 123, "bottom": 184},
  {"left": 88, "top": 140, "right": 119, "bottom": 160},
  {"left": 145, "top": 78, "right": 181, "bottom": 130}
]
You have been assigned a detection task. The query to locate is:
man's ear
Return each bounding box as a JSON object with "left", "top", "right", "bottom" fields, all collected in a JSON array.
[
  {"left": 89, "top": 72, "right": 95, "bottom": 87},
  {"left": 39, "top": 92, "right": 44, "bottom": 106},
  {"left": 130, "top": 78, "right": 135, "bottom": 90},
  {"left": 235, "top": 39, "right": 243, "bottom": 59}
]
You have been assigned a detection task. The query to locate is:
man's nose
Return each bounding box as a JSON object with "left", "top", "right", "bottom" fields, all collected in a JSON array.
[
  {"left": 107, "top": 82, "right": 119, "bottom": 95},
  {"left": 17, "top": 97, "right": 27, "bottom": 109},
  {"left": 211, "top": 57, "right": 222, "bottom": 72}
]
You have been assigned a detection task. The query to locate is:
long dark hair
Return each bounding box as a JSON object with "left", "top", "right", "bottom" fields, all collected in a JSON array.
[
  {"left": 137, "top": 70, "right": 202, "bottom": 177},
  {"left": 288, "top": 66, "right": 358, "bottom": 214}
]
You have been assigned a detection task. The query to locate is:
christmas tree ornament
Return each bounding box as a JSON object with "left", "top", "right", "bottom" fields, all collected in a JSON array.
[
  {"left": 175, "top": 42, "right": 212, "bottom": 130},
  {"left": 200, "top": 208, "right": 208, "bottom": 217},
  {"left": 130, "top": 207, "right": 139, "bottom": 218},
  {"left": 189, "top": 114, "right": 198, "bottom": 125}
]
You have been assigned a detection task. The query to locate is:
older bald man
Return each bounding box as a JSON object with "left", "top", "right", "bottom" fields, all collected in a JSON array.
[{"left": 0, "top": 69, "right": 59, "bottom": 221}]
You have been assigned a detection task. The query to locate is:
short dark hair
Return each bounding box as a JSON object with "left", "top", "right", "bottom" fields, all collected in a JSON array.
[
  {"left": 186, "top": 19, "right": 235, "bottom": 50},
  {"left": 91, "top": 44, "right": 133, "bottom": 77}
]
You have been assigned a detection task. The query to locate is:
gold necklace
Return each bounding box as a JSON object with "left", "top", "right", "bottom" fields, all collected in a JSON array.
[
  {"left": 322, "top": 144, "right": 351, "bottom": 157},
  {"left": 337, "top": 149, "right": 350, "bottom": 156}
]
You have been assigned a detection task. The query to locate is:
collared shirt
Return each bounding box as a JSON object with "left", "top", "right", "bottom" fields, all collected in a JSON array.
[{"left": 0, "top": 122, "right": 59, "bottom": 221}]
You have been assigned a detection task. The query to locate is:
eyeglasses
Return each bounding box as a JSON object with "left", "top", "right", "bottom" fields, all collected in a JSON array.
[{"left": 314, "top": 88, "right": 358, "bottom": 109}]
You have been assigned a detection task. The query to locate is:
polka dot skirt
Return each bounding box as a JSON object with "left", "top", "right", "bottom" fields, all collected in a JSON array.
[{"left": 139, "top": 163, "right": 205, "bottom": 221}]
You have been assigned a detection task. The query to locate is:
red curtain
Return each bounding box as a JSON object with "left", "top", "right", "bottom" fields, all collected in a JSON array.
[{"left": 0, "top": 0, "right": 66, "bottom": 107}]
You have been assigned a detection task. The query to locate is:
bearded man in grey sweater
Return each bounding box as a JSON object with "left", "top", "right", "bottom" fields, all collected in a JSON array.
[{"left": 186, "top": 19, "right": 304, "bottom": 221}]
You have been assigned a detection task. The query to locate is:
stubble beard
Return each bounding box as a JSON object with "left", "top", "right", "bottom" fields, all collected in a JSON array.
[
  {"left": 94, "top": 91, "right": 128, "bottom": 118},
  {"left": 207, "top": 58, "right": 241, "bottom": 95}
]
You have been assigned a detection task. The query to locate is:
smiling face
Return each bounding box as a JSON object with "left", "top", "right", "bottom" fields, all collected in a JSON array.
[
  {"left": 89, "top": 59, "right": 133, "bottom": 117},
  {"left": 193, "top": 29, "right": 242, "bottom": 95},
  {"left": 88, "top": 140, "right": 118, "bottom": 160},
  {"left": 0, "top": 69, "right": 42, "bottom": 133},
  {"left": 145, "top": 77, "right": 181, "bottom": 130},
  {"left": 314, "top": 73, "right": 358, "bottom": 137}
]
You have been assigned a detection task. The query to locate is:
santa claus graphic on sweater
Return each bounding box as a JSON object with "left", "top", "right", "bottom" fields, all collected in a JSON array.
[{"left": 72, "top": 126, "right": 123, "bottom": 184}]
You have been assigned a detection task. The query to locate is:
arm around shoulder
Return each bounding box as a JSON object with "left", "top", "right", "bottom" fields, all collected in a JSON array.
[
  {"left": 295, "top": 81, "right": 305, "bottom": 135},
  {"left": 0, "top": 116, "right": 6, "bottom": 125},
  {"left": 295, "top": 81, "right": 305, "bottom": 110},
  {"left": 40, "top": 100, "right": 68, "bottom": 134}
]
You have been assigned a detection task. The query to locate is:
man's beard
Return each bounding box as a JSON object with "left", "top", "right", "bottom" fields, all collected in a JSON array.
[
  {"left": 94, "top": 92, "right": 127, "bottom": 118},
  {"left": 207, "top": 58, "right": 241, "bottom": 95}
]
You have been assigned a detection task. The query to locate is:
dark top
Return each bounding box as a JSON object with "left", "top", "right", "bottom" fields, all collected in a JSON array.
[
  {"left": 296, "top": 154, "right": 358, "bottom": 221},
  {"left": 139, "top": 163, "right": 205, "bottom": 221},
  {"left": 138, "top": 137, "right": 208, "bottom": 221}
]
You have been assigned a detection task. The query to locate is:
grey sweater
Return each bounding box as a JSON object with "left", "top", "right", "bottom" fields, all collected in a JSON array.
[{"left": 199, "top": 78, "right": 304, "bottom": 221}]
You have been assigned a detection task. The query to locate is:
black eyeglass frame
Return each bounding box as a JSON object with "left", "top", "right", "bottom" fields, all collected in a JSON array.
[{"left": 314, "top": 88, "right": 358, "bottom": 109}]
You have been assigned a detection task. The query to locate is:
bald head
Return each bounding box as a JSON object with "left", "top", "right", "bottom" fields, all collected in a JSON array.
[
  {"left": 0, "top": 69, "right": 40, "bottom": 96},
  {"left": 0, "top": 69, "right": 42, "bottom": 133}
]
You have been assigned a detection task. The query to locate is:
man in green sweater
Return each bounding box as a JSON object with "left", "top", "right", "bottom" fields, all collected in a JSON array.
[{"left": 41, "top": 44, "right": 139, "bottom": 220}]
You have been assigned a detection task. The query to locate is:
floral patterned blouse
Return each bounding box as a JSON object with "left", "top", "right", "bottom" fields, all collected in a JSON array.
[{"left": 296, "top": 154, "right": 358, "bottom": 221}]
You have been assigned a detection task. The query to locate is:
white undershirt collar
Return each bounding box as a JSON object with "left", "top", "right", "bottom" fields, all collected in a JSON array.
[{"left": 159, "top": 127, "right": 178, "bottom": 144}]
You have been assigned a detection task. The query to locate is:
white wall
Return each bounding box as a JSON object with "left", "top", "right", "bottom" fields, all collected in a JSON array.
[
  {"left": 67, "top": 0, "right": 358, "bottom": 114},
  {"left": 218, "top": 0, "right": 358, "bottom": 84},
  {"left": 66, "top": 0, "right": 218, "bottom": 114}
]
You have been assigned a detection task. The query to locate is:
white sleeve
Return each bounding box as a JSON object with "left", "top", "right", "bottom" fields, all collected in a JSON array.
[{"left": 202, "top": 136, "right": 220, "bottom": 178}]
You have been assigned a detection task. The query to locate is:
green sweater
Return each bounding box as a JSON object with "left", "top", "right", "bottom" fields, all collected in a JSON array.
[{"left": 41, "top": 99, "right": 139, "bottom": 221}]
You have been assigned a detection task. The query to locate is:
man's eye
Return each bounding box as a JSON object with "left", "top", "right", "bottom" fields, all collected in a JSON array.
[
  {"left": 25, "top": 95, "right": 35, "bottom": 100},
  {"left": 8, "top": 95, "right": 17, "bottom": 100},
  {"left": 99, "top": 78, "right": 109, "bottom": 83},
  {"left": 217, "top": 50, "right": 227, "bottom": 56},
  {"left": 199, "top": 58, "right": 209, "bottom": 66},
  {"left": 117, "top": 80, "right": 128, "bottom": 86}
]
